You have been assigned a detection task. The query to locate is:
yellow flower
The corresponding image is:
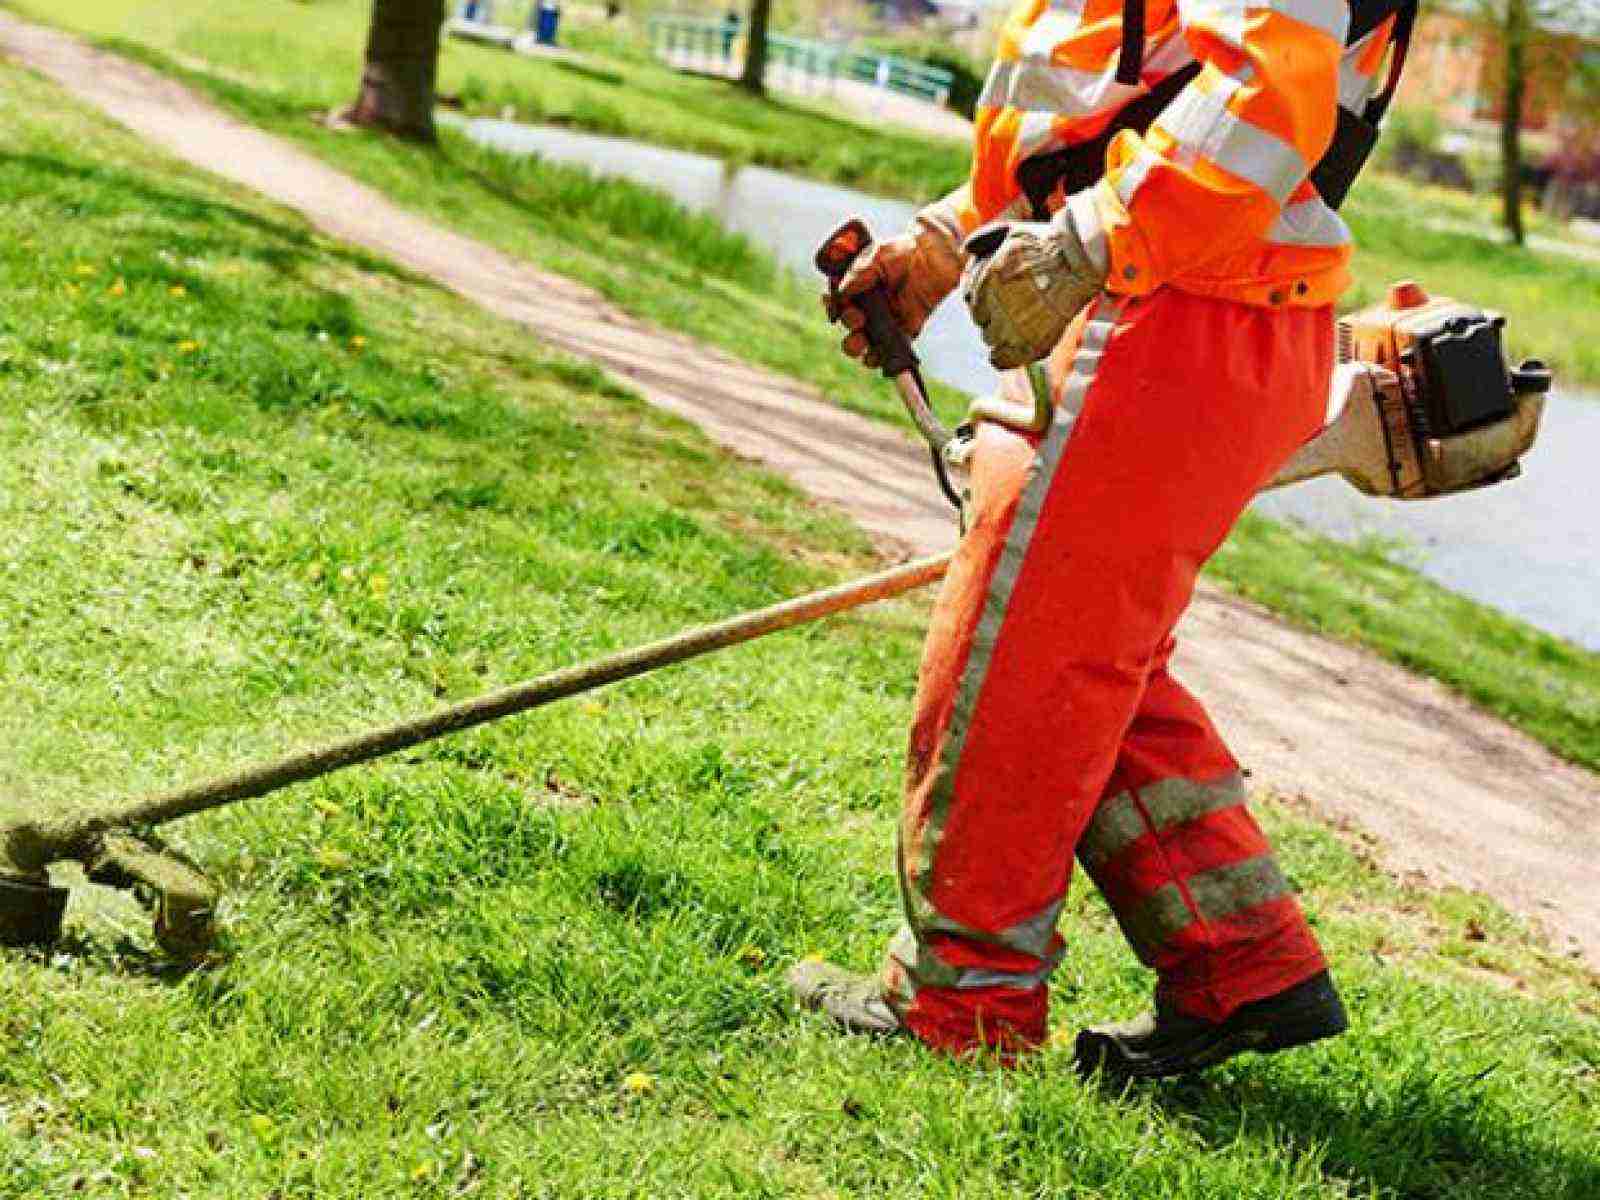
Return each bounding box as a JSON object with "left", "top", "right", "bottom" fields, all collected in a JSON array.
[
  {"left": 736, "top": 944, "right": 766, "bottom": 968},
  {"left": 368, "top": 573, "right": 388, "bottom": 598},
  {"left": 248, "top": 1114, "right": 274, "bottom": 1138},
  {"left": 349, "top": 335, "right": 368, "bottom": 350},
  {"left": 168, "top": 284, "right": 187, "bottom": 298},
  {"left": 108, "top": 278, "right": 126, "bottom": 298},
  {"left": 176, "top": 340, "right": 201, "bottom": 354},
  {"left": 621, "top": 1071, "right": 655, "bottom": 1096},
  {"left": 314, "top": 846, "right": 352, "bottom": 871},
  {"left": 73, "top": 263, "right": 97, "bottom": 277},
  {"left": 62, "top": 282, "right": 80, "bottom": 297},
  {"left": 410, "top": 1163, "right": 433, "bottom": 1183}
]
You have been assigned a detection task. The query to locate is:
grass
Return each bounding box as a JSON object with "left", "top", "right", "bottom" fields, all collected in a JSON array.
[
  {"left": 2, "top": 55, "right": 1599, "bottom": 1200},
  {"left": 21, "top": 0, "right": 1600, "bottom": 389},
  {"left": 6, "top": 0, "right": 1596, "bottom": 773}
]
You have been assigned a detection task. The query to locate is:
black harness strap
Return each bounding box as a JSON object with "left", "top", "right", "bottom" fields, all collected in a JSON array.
[
  {"left": 1028, "top": 0, "right": 1421, "bottom": 214},
  {"left": 1116, "top": 0, "right": 1146, "bottom": 84}
]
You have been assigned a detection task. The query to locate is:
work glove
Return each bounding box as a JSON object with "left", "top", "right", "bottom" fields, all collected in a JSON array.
[
  {"left": 962, "top": 195, "right": 1108, "bottom": 370},
  {"left": 823, "top": 190, "right": 965, "bottom": 369}
]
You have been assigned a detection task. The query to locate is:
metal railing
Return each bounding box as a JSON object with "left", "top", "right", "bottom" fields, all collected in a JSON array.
[{"left": 646, "top": 16, "right": 954, "bottom": 106}]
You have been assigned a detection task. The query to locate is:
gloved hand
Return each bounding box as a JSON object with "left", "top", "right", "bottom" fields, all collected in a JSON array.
[
  {"left": 962, "top": 197, "right": 1108, "bottom": 370},
  {"left": 824, "top": 190, "right": 965, "bottom": 369}
]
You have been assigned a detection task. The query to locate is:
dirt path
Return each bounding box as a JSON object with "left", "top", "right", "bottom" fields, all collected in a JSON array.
[{"left": 4, "top": 15, "right": 1596, "bottom": 967}]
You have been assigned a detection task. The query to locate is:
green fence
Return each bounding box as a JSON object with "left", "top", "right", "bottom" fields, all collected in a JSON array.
[{"left": 646, "top": 16, "right": 955, "bottom": 106}]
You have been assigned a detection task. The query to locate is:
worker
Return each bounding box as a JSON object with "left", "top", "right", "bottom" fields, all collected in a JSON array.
[{"left": 792, "top": 0, "right": 1413, "bottom": 1079}]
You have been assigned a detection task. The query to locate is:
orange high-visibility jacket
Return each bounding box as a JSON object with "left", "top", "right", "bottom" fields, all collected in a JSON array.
[{"left": 964, "top": 0, "right": 1398, "bottom": 307}]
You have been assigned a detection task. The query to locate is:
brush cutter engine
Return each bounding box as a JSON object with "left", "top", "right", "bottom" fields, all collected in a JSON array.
[
  {"left": 1307, "top": 282, "right": 1551, "bottom": 499},
  {"left": 952, "top": 280, "right": 1550, "bottom": 503}
]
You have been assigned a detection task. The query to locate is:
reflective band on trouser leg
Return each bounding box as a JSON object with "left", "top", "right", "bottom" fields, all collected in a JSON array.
[
  {"left": 1079, "top": 643, "right": 1329, "bottom": 1023},
  {"left": 886, "top": 289, "right": 1334, "bottom": 1057}
]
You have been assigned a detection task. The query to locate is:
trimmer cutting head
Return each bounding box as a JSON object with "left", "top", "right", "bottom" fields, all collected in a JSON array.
[
  {"left": 0, "top": 872, "right": 70, "bottom": 948},
  {"left": 0, "top": 826, "right": 217, "bottom": 958}
]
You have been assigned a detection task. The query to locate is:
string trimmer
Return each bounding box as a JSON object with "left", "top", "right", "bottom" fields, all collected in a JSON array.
[{"left": 0, "top": 223, "right": 1549, "bottom": 957}]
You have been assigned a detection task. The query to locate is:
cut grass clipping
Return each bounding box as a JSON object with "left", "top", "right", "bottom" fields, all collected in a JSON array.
[{"left": 2, "top": 53, "right": 1598, "bottom": 1200}]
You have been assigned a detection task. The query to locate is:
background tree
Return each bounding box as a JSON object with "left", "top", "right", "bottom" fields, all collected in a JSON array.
[
  {"left": 341, "top": 0, "right": 447, "bottom": 142},
  {"left": 1468, "top": 0, "right": 1600, "bottom": 244},
  {"left": 739, "top": 0, "right": 772, "bottom": 95}
]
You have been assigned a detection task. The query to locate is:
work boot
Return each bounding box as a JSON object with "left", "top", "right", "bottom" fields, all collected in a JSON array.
[
  {"left": 1074, "top": 969, "right": 1348, "bottom": 1082},
  {"left": 786, "top": 958, "right": 902, "bottom": 1036}
]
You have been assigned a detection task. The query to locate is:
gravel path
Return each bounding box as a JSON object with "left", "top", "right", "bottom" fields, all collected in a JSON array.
[{"left": 4, "top": 13, "right": 1595, "bottom": 967}]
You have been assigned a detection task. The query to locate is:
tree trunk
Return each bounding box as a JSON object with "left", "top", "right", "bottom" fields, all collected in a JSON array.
[
  {"left": 343, "top": 0, "right": 446, "bottom": 142},
  {"left": 739, "top": 0, "right": 770, "bottom": 96},
  {"left": 1500, "top": 0, "right": 1529, "bottom": 246}
]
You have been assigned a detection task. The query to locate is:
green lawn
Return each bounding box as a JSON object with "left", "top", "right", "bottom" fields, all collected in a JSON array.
[
  {"left": 2, "top": 55, "right": 1598, "bottom": 1200},
  {"left": 5, "top": 0, "right": 1595, "bottom": 773}
]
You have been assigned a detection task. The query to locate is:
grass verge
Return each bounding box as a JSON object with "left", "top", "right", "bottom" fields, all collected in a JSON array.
[
  {"left": 3, "top": 56, "right": 1599, "bottom": 1200},
  {"left": 6, "top": 4, "right": 1597, "bottom": 771},
  {"left": 18, "top": 0, "right": 1600, "bottom": 388}
]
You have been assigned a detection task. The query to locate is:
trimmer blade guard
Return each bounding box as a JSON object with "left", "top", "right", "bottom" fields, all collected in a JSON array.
[
  {"left": 85, "top": 834, "right": 219, "bottom": 959},
  {"left": 0, "top": 873, "right": 70, "bottom": 948}
]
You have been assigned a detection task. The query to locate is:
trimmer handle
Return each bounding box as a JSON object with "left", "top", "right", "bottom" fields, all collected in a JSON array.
[{"left": 815, "top": 219, "right": 918, "bottom": 379}]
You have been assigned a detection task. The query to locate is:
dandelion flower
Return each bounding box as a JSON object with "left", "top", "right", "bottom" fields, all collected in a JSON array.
[
  {"left": 349, "top": 335, "right": 368, "bottom": 350},
  {"left": 108, "top": 278, "right": 126, "bottom": 298},
  {"left": 73, "top": 263, "right": 96, "bottom": 277},
  {"left": 368, "top": 573, "right": 389, "bottom": 598},
  {"left": 248, "top": 1115, "right": 274, "bottom": 1137},
  {"left": 314, "top": 846, "right": 352, "bottom": 871},
  {"left": 168, "top": 284, "right": 187, "bottom": 298},
  {"left": 411, "top": 1163, "right": 433, "bottom": 1183},
  {"left": 622, "top": 1071, "right": 655, "bottom": 1096},
  {"left": 62, "top": 282, "right": 80, "bottom": 297}
]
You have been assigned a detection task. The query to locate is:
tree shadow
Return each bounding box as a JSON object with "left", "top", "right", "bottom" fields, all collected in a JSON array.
[{"left": 0, "top": 150, "right": 431, "bottom": 290}]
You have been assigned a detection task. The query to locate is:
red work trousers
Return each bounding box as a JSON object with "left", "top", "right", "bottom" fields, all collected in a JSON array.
[{"left": 882, "top": 288, "right": 1333, "bottom": 1056}]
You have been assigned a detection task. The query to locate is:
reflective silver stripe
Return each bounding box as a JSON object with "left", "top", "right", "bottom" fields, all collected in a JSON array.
[
  {"left": 886, "top": 923, "right": 1061, "bottom": 993},
  {"left": 1079, "top": 773, "right": 1249, "bottom": 872},
  {"left": 1270, "top": 0, "right": 1347, "bottom": 42},
  {"left": 1154, "top": 69, "right": 1243, "bottom": 148},
  {"left": 1195, "top": 106, "right": 1308, "bottom": 204},
  {"left": 914, "top": 299, "right": 1126, "bottom": 899},
  {"left": 1267, "top": 196, "right": 1351, "bottom": 246},
  {"left": 1114, "top": 144, "right": 1164, "bottom": 207},
  {"left": 1187, "top": 854, "right": 1292, "bottom": 925},
  {"left": 1066, "top": 189, "right": 1109, "bottom": 276},
  {"left": 984, "top": 58, "right": 1145, "bottom": 117},
  {"left": 977, "top": 60, "right": 1015, "bottom": 109},
  {"left": 1338, "top": 31, "right": 1383, "bottom": 109},
  {"left": 998, "top": 896, "right": 1067, "bottom": 959},
  {"left": 1180, "top": 0, "right": 1249, "bottom": 49},
  {"left": 1120, "top": 854, "right": 1293, "bottom": 962},
  {"left": 1017, "top": 110, "right": 1061, "bottom": 159},
  {"left": 1182, "top": 0, "right": 1346, "bottom": 49},
  {"left": 1022, "top": 8, "right": 1089, "bottom": 60}
]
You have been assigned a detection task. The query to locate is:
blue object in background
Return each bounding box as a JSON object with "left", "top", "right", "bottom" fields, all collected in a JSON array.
[{"left": 534, "top": 2, "right": 560, "bottom": 45}]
